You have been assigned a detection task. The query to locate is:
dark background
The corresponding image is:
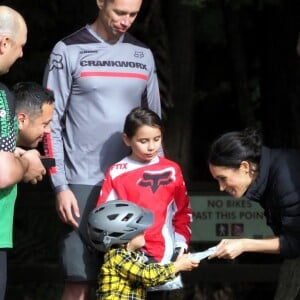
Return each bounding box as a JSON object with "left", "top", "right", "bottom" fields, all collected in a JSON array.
[
  {"left": 2, "top": 0, "right": 300, "bottom": 183},
  {"left": 2, "top": 0, "right": 300, "bottom": 299}
]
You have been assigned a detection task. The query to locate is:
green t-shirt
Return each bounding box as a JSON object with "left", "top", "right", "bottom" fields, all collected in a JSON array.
[
  {"left": 0, "top": 185, "right": 17, "bottom": 248},
  {"left": 0, "top": 82, "right": 18, "bottom": 248}
]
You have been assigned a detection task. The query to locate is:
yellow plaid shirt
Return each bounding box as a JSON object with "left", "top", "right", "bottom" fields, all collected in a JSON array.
[{"left": 96, "top": 248, "right": 176, "bottom": 300}]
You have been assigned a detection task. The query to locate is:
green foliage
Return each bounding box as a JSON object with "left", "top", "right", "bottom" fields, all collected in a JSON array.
[
  {"left": 227, "top": 0, "right": 281, "bottom": 10},
  {"left": 181, "top": 0, "right": 207, "bottom": 9},
  {"left": 196, "top": 5, "right": 226, "bottom": 46},
  {"left": 180, "top": 0, "right": 280, "bottom": 48},
  {"left": 181, "top": 0, "right": 281, "bottom": 10}
]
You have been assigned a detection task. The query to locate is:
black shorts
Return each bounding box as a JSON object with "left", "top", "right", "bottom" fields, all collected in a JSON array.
[
  {"left": 59, "top": 184, "right": 103, "bottom": 282},
  {"left": 0, "top": 250, "right": 7, "bottom": 300}
]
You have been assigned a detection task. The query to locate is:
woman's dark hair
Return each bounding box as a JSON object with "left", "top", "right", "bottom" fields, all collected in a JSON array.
[
  {"left": 123, "top": 107, "right": 164, "bottom": 138},
  {"left": 208, "top": 127, "right": 263, "bottom": 168}
]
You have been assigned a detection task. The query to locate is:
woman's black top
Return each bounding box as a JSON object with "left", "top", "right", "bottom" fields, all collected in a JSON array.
[{"left": 246, "top": 146, "right": 300, "bottom": 258}]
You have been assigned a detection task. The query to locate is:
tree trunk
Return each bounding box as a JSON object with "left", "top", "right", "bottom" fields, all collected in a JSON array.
[
  {"left": 259, "top": 1, "right": 300, "bottom": 148},
  {"left": 135, "top": 0, "right": 173, "bottom": 116},
  {"left": 259, "top": 1, "right": 300, "bottom": 299},
  {"left": 221, "top": 0, "right": 257, "bottom": 127},
  {"left": 163, "top": 0, "right": 195, "bottom": 181}
]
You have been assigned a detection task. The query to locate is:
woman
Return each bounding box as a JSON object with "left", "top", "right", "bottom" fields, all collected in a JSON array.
[{"left": 207, "top": 127, "right": 300, "bottom": 300}]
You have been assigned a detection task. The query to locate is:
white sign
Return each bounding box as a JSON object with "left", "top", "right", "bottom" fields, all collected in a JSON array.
[{"left": 190, "top": 195, "right": 273, "bottom": 241}]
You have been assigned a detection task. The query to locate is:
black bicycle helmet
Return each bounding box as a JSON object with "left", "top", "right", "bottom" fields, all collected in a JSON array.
[{"left": 87, "top": 200, "right": 154, "bottom": 252}]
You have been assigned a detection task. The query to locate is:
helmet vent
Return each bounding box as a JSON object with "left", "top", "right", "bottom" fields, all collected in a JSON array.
[
  {"left": 110, "top": 232, "right": 123, "bottom": 237},
  {"left": 91, "top": 239, "right": 102, "bottom": 245},
  {"left": 121, "top": 213, "right": 133, "bottom": 222},
  {"left": 94, "top": 206, "right": 105, "bottom": 213},
  {"left": 116, "top": 203, "right": 128, "bottom": 207},
  {"left": 107, "top": 214, "right": 118, "bottom": 220}
]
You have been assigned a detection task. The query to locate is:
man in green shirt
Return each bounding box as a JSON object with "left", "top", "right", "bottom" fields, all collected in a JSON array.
[{"left": 0, "top": 7, "right": 47, "bottom": 300}]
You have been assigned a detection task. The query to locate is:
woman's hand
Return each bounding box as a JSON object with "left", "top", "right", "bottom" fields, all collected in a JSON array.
[{"left": 209, "top": 239, "right": 245, "bottom": 260}]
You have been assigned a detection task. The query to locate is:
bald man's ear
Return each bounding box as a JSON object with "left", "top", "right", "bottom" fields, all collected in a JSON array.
[{"left": 0, "top": 36, "right": 11, "bottom": 54}]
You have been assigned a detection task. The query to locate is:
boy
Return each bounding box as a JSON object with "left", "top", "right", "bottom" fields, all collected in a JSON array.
[{"left": 88, "top": 200, "right": 199, "bottom": 300}]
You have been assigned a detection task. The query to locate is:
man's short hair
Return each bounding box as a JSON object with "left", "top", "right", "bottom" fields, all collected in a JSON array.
[{"left": 13, "top": 81, "right": 55, "bottom": 117}]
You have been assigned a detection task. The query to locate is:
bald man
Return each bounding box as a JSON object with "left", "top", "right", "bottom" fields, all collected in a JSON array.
[
  {"left": 0, "top": 6, "right": 46, "bottom": 300},
  {"left": 0, "top": 5, "right": 27, "bottom": 74}
]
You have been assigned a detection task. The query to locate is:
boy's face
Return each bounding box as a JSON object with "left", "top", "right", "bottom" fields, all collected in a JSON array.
[
  {"left": 127, "top": 231, "right": 145, "bottom": 251},
  {"left": 123, "top": 125, "right": 162, "bottom": 163},
  {"left": 17, "top": 102, "right": 54, "bottom": 148}
]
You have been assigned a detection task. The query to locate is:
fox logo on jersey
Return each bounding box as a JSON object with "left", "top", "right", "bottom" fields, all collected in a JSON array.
[
  {"left": 138, "top": 170, "right": 174, "bottom": 193},
  {"left": 134, "top": 51, "right": 144, "bottom": 59},
  {"left": 48, "top": 53, "right": 64, "bottom": 71}
]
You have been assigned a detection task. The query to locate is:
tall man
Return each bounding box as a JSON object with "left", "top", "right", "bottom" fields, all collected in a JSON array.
[
  {"left": 0, "top": 7, "right": 46, "bottom": 300},
  {"left": 43, "top": 0, "right": 162, "bottom": 299}
]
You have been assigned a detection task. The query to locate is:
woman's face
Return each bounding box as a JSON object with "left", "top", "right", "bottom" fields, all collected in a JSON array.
[{"left": 209, "top": 162, "right": 253, "bottom": 199}]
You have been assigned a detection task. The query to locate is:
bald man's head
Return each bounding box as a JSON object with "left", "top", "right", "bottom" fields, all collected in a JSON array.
[
  {"left": 0, "top": 6, "right": 26, "bottom": 40},
  {"left": 0, "top": 6, "right": 27, "bottom": 74}
]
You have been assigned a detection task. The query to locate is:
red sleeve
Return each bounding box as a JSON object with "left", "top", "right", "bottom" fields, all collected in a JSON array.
[
  {"left": 96, "top": 167, "right": 114, "bottom": 207},
  {"left": 172, "top": 165, "right": 192, "bottom": 245}
]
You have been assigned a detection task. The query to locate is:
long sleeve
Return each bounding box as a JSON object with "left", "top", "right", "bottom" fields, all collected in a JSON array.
[
  {"left": 98, "top": 248, "right": 176, "bottom": 298},
  {"left": 246, "top": 147, "right": 300, "bottom": 259},
  {"left": 43, "top": 41, "right": 72, "bottom": 190},
  {"left": 96, "top": 166, "right": 118, "bottom": 206},
  {"left": 115, "top": 250, "right": 175, "bottom": 287},
  {"left": 173, "top": 165, "right": 192, "bottom": 249},
  {"left": 144, "top": 53, "right": 161, "bottom": 118}
]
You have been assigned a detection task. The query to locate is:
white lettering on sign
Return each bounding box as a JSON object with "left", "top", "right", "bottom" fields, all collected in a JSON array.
[{"left": 190, "top": 195, "right": 273, "bottom": 241}]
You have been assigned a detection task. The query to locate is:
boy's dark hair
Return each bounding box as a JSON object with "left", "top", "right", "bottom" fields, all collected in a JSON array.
[{"left": 123, "top": 107, "right": 164, "bottom": 138}]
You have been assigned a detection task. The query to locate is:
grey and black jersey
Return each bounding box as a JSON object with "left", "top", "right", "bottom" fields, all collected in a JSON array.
[{"left": 43, "top": 25, "right": 161, "bottom": 190}]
